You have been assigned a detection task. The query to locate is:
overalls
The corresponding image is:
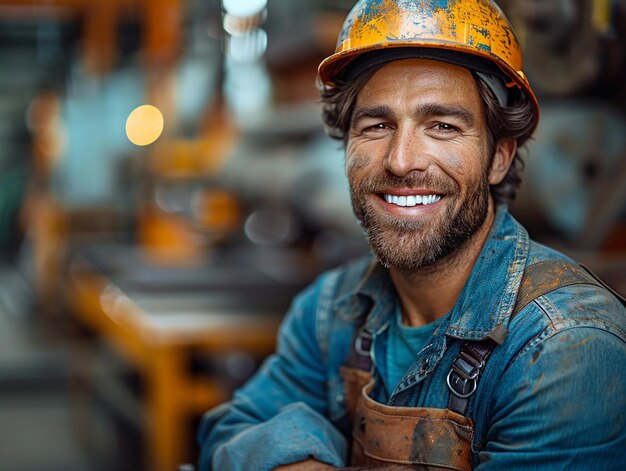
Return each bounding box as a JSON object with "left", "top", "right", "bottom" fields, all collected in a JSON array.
[{"left": 340, "top": 261, "right": 625, "bottom": 470}]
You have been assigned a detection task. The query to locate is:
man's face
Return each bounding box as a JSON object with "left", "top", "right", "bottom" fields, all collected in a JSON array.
[{"left": 346, "top": 59, "right": 499, "bottom": 271}]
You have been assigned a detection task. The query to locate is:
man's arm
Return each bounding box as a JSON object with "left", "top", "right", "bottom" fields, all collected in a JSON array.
[
  {"left": 477, "top": 325, "right": 626, "bottom": 470},
  {"left": 197, "top": 276, "right": 348, "bottom": 471}
]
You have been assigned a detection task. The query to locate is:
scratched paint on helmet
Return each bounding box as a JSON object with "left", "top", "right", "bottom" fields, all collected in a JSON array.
[
  {"left": 335, "top": 0, "right": 520, "bottom": 64},
  {"left": 337, "top": 0, "right": 385, "bottom": 48},
  {"left": 395, "top": 0, "right": 449, "bottom": 12},
  {"left": 464, "top": 23, "right": 492, "bottom": 52},
  {"left": 359, "top": 0, "right": 386, "bottom": 25}
]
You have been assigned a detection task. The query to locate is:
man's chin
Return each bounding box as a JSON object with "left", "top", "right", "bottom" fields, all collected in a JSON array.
[{"left": 366, "top": 228, "right": 439, "bottom": 270}]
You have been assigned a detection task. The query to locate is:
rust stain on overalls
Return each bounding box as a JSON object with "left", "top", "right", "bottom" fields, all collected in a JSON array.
[{"left": 340, "top": 366, "right": 473, "bottom": 470}]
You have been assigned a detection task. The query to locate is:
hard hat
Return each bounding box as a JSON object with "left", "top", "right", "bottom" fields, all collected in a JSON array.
[{"left": 318, "top": 0, "right": 539, "bottom": 131}]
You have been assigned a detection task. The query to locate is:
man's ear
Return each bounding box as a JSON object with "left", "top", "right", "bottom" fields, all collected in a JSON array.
[{"left": 489, "top": 138, "right": 517, "bottom": 185}]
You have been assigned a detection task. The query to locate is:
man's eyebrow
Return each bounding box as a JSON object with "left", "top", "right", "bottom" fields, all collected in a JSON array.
[
  {"left": 351, "top": 105, "right": 395, "bottom": 126},
  {"left": 351, "top": 103, "right": 476, "bottom": 128},
  {"left": 415, "top": 103, "right": 476, "bottom": 127}
]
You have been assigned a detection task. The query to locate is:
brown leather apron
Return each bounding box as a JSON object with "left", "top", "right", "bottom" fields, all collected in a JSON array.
[
  {"left": 339, "top": 261, "right": 619, "bottom": 470},
  {"left": 341, "top": 366, "right": 473, "bottom": 470}
]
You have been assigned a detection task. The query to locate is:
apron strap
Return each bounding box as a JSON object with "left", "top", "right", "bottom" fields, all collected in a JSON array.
[
  {"left": 447, "top": 259, "right": 624, "bottom": 415},
  {"left": 350, "top": 325, "right": 374, "bottom": 373},
  {"left": 512, "top": 260, "right": 623, "bottom": 313},
  {"left": 447, "top": 339, "right": 497, "bottom": 414}
]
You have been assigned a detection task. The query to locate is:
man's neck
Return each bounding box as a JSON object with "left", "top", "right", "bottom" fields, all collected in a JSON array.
[{"left": 389, "top": 205, "right": 497, "bottom": 327}]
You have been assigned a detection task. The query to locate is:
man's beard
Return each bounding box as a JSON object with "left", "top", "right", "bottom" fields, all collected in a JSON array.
[{"left": 350, "top": 171, "right": 490, "bottom": 271}]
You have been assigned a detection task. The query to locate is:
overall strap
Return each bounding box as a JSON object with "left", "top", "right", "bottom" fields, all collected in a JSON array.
[
  {"left": 347, "top": 325, "right": 374, "bottom": 373},
  {"left": 447, "top": 259, "right": 621, "bottom": 415},
  {"left": 515, "top": 261, "right": 626, "bottom": 311}
]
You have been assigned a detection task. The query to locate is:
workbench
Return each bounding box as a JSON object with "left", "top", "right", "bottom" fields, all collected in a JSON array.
[{"left": 67, "top": 244, "right": 315, "bottom": 471}]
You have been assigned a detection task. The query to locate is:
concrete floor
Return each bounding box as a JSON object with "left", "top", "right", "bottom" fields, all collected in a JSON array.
[
  {"left": 0, "top": 265, "right": 92, "bottom": 471},
  {"left": 0, "top": 393, "right": 90, "bottom": 471}
]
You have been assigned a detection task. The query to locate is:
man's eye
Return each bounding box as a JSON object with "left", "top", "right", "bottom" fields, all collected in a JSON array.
[
  {"left": 433, "top": 122, "right": 459, "bottom": 133},
  {"left": 364, "top": 123, "right": 390, "bottom": 132},
  {"left": 436, "top": 123, "right": 456, "bottom": 131}
]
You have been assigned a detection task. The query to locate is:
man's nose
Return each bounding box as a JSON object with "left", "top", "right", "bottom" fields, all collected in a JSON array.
[{"left": 383, "top": 126, "right": 430, "bottom": 177}]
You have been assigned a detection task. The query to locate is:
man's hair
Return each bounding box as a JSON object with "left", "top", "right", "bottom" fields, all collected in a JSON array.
[{"left": 319, "top": 63, "right": 537, "bottom": 204}]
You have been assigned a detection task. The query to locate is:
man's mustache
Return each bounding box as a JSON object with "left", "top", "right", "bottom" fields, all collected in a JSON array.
[{"left": 354, "top": 172, "right": 459, "bottom": 194}]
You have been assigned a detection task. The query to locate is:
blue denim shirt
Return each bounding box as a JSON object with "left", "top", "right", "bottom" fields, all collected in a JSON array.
[{"left": 197, "top": 207, "right": 626, "bottom": 470}]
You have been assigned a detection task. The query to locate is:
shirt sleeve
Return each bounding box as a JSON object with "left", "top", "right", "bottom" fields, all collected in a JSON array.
[
  {"left": 196, "top": 274, "right": 348, "bottom": 471},
  {"left": 477, "top": 326, "right": 626, "bottom": 470}
]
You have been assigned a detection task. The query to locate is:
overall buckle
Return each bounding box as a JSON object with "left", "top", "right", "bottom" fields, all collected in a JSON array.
[
  {"left": 447, "top": 344, "right": 487, "bottom": 399},
  {"left": 355, "top": 329, "right": 373, "bottom": 356}
]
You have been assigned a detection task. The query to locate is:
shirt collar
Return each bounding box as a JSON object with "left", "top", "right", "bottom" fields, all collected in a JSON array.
[{"left": 446, "top": 205, "right": 529, "bottom": 340}]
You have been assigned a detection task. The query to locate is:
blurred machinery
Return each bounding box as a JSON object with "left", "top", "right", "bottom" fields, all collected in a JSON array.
[
  {"left": 500, "top": 1, "right": 626, "bottom": 252},
  {"left": 500, "top": 0, "right": 626, "bottom": 294},
  {"left": 0, "top": 1, "right": 364, "bottom": 470},
  {"left": 504, "top": 0, "right": 626, "bottom": 100},
  {"left": 517, "top": 101, "right": 626, "bottom": 247}
]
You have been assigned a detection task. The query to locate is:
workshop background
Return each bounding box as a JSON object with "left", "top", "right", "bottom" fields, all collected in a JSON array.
[{"left": 0, "top": 1, "right": 624, "bottom": 470}]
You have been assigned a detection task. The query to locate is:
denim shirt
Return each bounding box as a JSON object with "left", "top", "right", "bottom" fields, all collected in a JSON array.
[{"left": 197, "top": 207, "right": 626, "bottom": 470}]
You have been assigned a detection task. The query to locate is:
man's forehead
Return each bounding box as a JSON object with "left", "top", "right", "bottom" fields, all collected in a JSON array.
[
  {"left": 352, "top": 56, "right": 509, "bottom": 108},
  {"left": 357, "top": 58, "right": 477, "bottom": 99}
]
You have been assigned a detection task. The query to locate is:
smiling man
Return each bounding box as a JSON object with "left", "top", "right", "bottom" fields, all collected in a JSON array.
[{"left": 197, "top": 1, "right": 626, "bottom": 470}]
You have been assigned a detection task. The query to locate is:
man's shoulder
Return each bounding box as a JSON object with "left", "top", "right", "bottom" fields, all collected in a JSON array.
[
  {"left": 515, "top": 240, "right": 626, "bottom": 340},
  {"left": 525, "top": 238, "right": 576, "bottom": 265}
]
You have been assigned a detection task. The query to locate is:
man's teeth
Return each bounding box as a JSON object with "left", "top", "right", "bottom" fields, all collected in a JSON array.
[{"left": 384, "top": 194, "right": 442, "bottom": 207}]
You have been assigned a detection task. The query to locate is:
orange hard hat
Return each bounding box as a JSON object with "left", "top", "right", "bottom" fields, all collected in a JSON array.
[{"left": 318, "top": 0, "right": 539, "bottom": 131}]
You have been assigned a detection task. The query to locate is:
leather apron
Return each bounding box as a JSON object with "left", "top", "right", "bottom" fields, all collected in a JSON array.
[
  {"left": 339, "top": 261, "right": 622, "bottom": 470},
  {"left": 340, "top": 366, "right": 473, "bottom": 470}
]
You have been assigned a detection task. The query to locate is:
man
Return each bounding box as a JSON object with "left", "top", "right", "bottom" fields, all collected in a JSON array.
[{"left": 197, "top": 1, "right": 626, "bottom": 469}]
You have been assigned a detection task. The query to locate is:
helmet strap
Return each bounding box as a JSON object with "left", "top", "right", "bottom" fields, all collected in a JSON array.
[{"left": 475, "top": 72, "right": 508, "bottom": 107}]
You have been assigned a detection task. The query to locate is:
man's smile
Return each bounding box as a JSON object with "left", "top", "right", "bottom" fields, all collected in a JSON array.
[
  {"left": 373, "top": 187, "right": 447, "bottom": 216},
  {"left": 381, "top": 193, "right": 442, "bottom": 207}
]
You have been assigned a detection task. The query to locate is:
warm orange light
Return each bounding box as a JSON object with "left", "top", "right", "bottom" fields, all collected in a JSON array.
[{"left": 126, "top": 104, "right": 164, "bottom": 146}]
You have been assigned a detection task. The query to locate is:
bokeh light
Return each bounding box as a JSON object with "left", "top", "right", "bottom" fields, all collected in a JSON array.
[
  {"left": 222, "top": 0, "right": 267, "bottom": 17},
  {"left": 125, "top": 104, "right": 164, "bottom": 146}
]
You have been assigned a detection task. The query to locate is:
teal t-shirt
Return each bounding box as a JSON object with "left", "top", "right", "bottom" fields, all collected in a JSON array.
[{"left": 386, "top": 304, "right": 444, "bottom": 391}]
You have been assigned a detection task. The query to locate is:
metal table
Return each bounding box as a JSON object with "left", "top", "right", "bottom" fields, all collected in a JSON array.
[{"left": 67, "top": 244, "right": 312, "bottom": 471}]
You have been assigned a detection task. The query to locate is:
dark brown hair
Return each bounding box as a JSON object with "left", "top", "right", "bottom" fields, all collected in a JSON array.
[{"left": 319, "top": 64, "right": 536, "bottom": 204}]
